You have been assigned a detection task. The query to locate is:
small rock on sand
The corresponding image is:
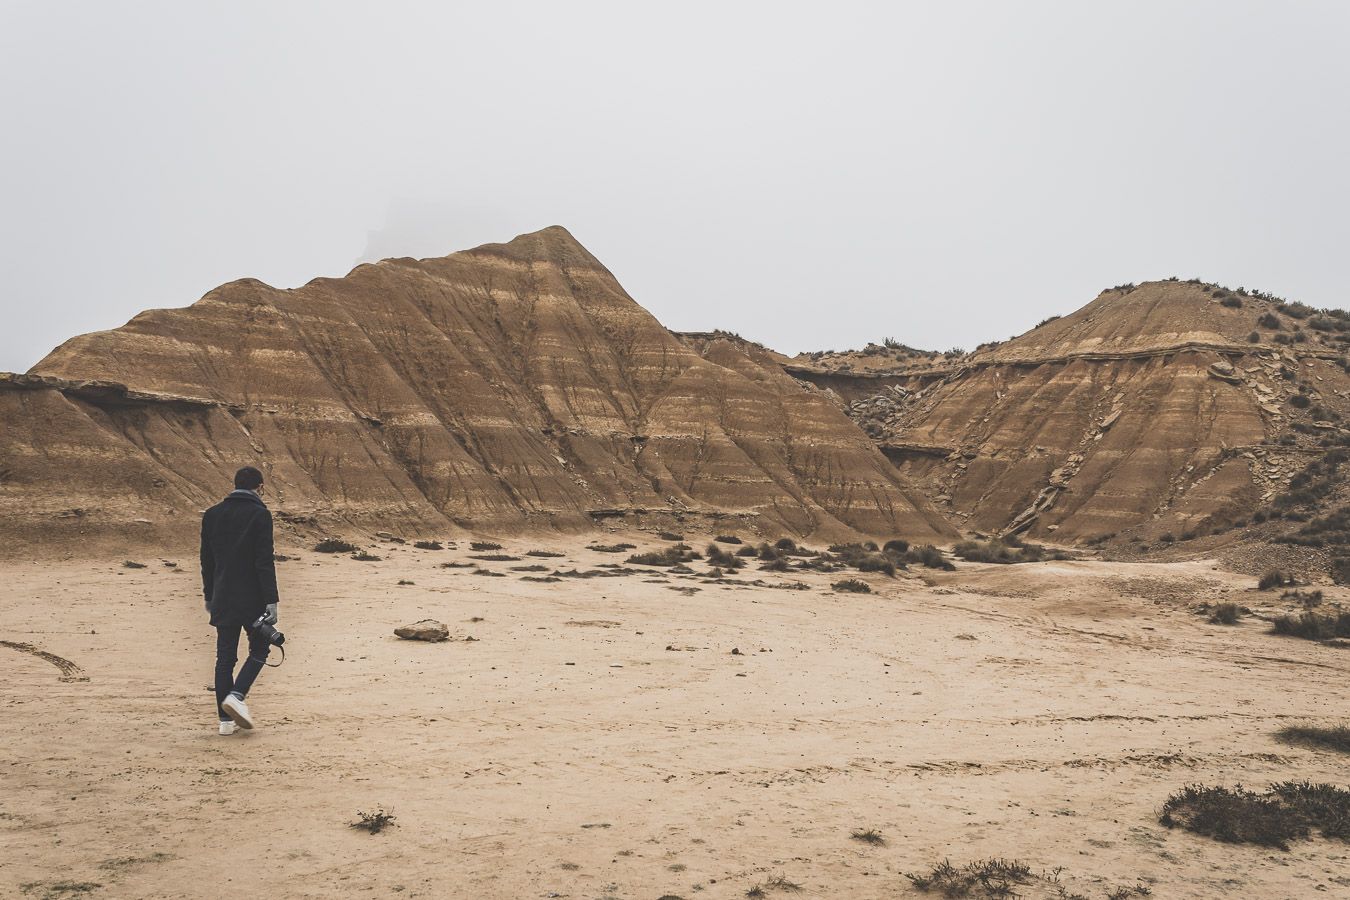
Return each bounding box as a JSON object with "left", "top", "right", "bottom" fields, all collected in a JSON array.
[{"left": 394, "top": 619, "right": 449, "bottom": 642}]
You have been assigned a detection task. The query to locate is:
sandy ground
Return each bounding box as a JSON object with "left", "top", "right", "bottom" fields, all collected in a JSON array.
[{"left": 2, "top": 537, "right": 1348, "bottom": 899}]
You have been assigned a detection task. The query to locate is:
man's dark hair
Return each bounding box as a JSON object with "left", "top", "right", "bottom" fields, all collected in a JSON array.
[{"left": 234, "top": 466, "right": 264, "bottom": 491}]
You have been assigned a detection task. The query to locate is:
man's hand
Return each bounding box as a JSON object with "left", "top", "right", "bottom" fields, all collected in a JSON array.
[{"left": 263, "top": 603, "right": 278, "bottom": 625}]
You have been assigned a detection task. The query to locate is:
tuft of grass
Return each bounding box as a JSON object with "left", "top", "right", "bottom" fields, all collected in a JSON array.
[
  {"left": 833, "top": 578, "right": 871, "bottom": 594},
  {"left": 413, "top": 540, "right": 443, "bottom": 550},
  {"left": 1209, "top": 602, "right": 1243, "bottom": 625},
  {"left": 121, "top": 560, "right": 146, "bottom": 569},
  {"left": 765, "top": 874, "right": 801, "bottom": 892},
  {"left": 350, "top": 808, "right": 397, "bottom": 834},
  {"left": 350, "top": 551, "right": 381, "bottom": 562},
  {"left": 470, "top": 541, "right": 502, "bottom": 551},
  {"left": 1276, "top": 724, "right": 1350, "bottom": 754},
  {"left": 906, "top": 858, "right": 1032, "bottom": 897},
  {"left": 850, "top": 828, "right": 885, "bottom": 845}
]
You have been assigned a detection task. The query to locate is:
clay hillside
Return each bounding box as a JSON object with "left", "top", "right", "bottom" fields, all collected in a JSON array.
[
  {"left": 788, "top": 279, "right": 1350, "bottom": 577},
  {"left": 0, "top": 227, "right": 952, "bottom": 552}
]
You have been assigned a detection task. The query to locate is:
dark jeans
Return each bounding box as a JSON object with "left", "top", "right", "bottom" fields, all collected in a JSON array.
[{"left": 215, "top": 624, "right": 271, "bottom": 721}]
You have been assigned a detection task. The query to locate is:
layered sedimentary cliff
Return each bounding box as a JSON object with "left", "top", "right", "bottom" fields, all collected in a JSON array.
[
  {"left": 791, "top": 280, "right": 1350, "bottom": 543},
  {"left": 2, "top": 227, "right": 952, "bottom": 550}
]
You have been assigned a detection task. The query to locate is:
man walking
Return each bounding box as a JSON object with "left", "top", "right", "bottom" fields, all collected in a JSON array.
[{"left": 200, "top": 466, "right": 280, "bottom": 734}]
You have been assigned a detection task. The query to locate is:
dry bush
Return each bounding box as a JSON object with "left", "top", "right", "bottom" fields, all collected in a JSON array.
[
  {"left": 833, "top": 578, "right": 871, "bottom": 594},
  {"left": 314, "top": 539, "right": 357, "bottom": 553},
  {"left": 1275, "top": 724, "right": 1350, "bottom": 754},
  {"left": 413, "top": 540, "right": 443, "bottom": 550},
  {"left": 470, "top": 541, "right": 502, "bottom": 551}
]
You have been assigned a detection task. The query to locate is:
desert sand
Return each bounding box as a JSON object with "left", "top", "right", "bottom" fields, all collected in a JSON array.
[{"left": 2, "top": 538, "right": 1347, "bottom": 899}]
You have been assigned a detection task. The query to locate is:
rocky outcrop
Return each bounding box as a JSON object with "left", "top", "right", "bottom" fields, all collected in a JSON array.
[
  {"left": 2, "top": 227, "right": 953, "bottom": 551},
  {"left": 394, "top": 620, "right": 450, "bottom": 642},
  {"left": 794, "top": 281, "right": 1350, "bottom": 543}
]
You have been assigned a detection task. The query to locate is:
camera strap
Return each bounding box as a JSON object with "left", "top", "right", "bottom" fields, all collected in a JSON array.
[{"left": 264, "top": 645, "right": 285, "bottom": 668}]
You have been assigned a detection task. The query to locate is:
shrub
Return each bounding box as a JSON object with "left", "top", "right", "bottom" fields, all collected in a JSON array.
[
  {"left": 882, "top": 539, "right": 909, "bottom": 555},
  {"left": 657, "top": 531, "right": 684, "bottom": 541},
  {"left": 314, "top": 538, "right": 358, "bottom": 554},
  {"left": 1282, "top": 589, "right": 1323, "bottom": 608},
  {"left": 951, "top": 539, "right": 1052, "bottom": 564},
  {"left": 1209, "top": 602, "right": 1242, "bottom": 625},
  {"left": 1258, "top": 570, "right": 1291, "bottom": 590},
  {"left": 1289, "top": 394, "right": 1311, "bottom": 409},
  {"left": 526, "top": 549, "right": 564, "bottom": 558},
  {"left": 1159, "top": 785, "right": 1306, "bottom": 849},
  {"left": 907, "top": 859, "right": 1032, "bottom": 896},
  {"left": 1271, "top": 611, "right": 1350, "bottom": 641},
  {"left": 833, "top": 579, "right": 871, "bottom": 593},
  {"left": 413, "top": 540, "right": 443, "bottom": 550},
  {"left": 906, "top": 544, "right": 955, "bottom": 570},
  {"left": 774, "top": 538, "right": 798, "bottom": 553},
  {"left": 351, "top": 551, "right": 381, "bottom": 561},
  {"left": 736, "top": 544, "right": 759, "bottom": 557},
  {"left": 1276, "top": 725, "right": 1350, "bottom": 754},
  {"left": 351, "top": 809, "right": 397, "bottom": 834},
  {"left": 1248, "top": 331, "right": 1261, "bottom": 343},
  {"left": 714, "top": 534, "right": 742, "bottom": 544},
  {"left": 705, "top": 544, "right": 745, "bottom": 569},
  {"left": 1221, "top": 295, "right": 1243, "bottom": 308},
  {"left": 470, "top": 541, "right": 502, "bottom": 551},
  {"left": 122, "top": 560, "right": 146, "bottom": 569},
  {"left": 628, "top": 546, "right": 699, "bottom": 567}
]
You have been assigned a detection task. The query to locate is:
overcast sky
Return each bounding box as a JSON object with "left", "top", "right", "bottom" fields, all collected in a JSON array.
[{"left": 2, "top": 1, "right": 1348, "bottom": 371}]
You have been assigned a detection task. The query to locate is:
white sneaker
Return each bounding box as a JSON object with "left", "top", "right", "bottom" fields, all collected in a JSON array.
[
  {"left": 221, "top": 694, "right": 254, "bottom": 730},
  {"left": 218, "top": 720, "right": 236, "bottom": 736}
]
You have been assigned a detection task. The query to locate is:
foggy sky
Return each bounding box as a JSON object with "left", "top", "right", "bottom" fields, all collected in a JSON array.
[{"left": 3, "top": 1, "right": 1348, "bottom": 372}]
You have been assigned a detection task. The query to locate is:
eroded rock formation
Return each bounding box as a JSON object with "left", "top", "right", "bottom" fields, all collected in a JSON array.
[
  {"left": 2, "top": 227, "right": 952, "bottom": 550},
  {"left": 791, "top": 280, "right": 1350, "bottom": 543}
]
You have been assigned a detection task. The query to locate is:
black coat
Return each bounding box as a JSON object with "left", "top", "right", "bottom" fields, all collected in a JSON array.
[{"left": 200, "top": 490, "right": 279, "bottom": 628}]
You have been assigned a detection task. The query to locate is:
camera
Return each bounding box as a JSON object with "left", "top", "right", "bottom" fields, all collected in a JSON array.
[{"left": 248, "top": 614, "right": 285, "bottom": 646}]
